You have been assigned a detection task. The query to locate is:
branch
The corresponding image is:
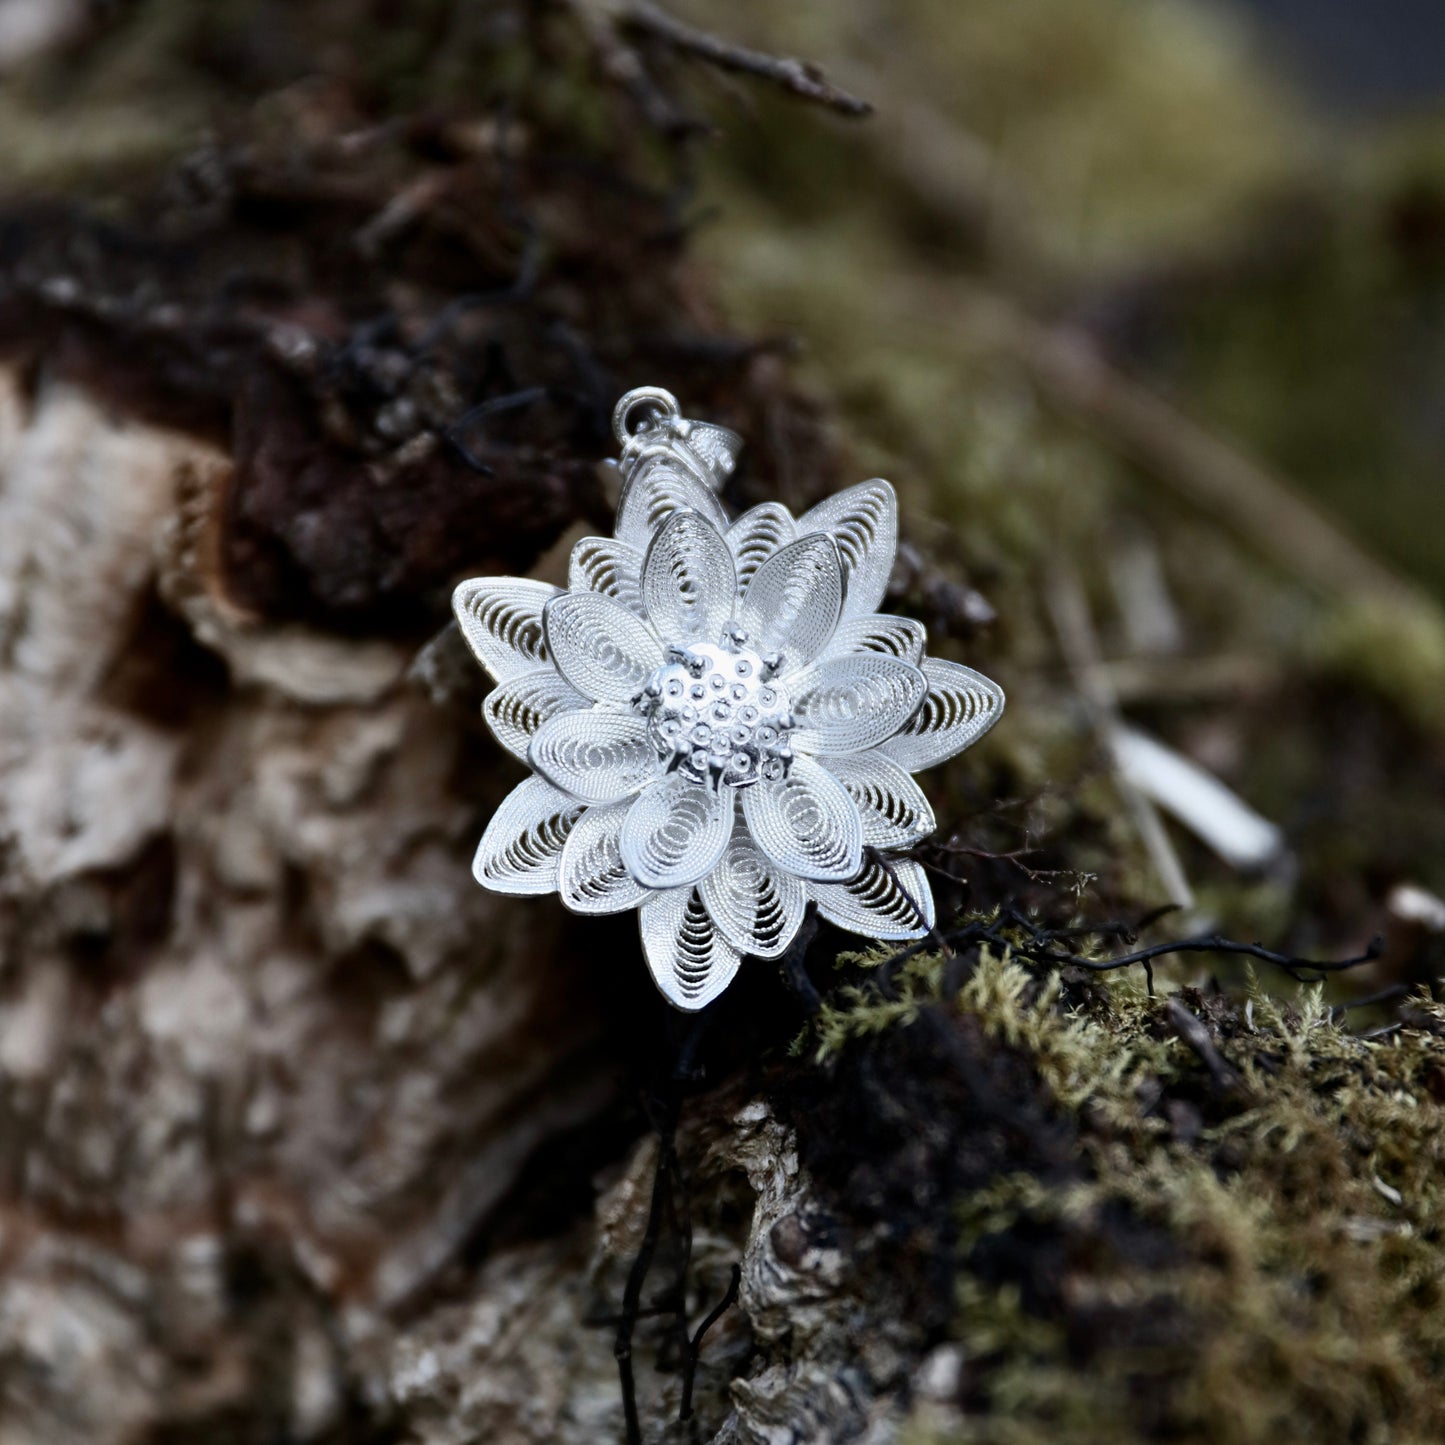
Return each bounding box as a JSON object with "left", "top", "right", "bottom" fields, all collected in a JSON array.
[
  {"left": 619, "top": 2, "right": 872, "bottom": 117},
  {"left": 857, "top": 911, "right": 1383, "bottom": 1005},
  {"left": 678, "top": 1263, "right": 741, "bottom": 1423}
]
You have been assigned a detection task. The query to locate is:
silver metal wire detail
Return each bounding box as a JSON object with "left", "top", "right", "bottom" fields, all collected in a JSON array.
[
  {"left": 472, "top": 777, "right": 586, "bottom": 894},
  {"left": 453, "top": 577, "right": 557, "bottom": 682},
  {"left": 568, "top": 536, "right": 647, "bottom": 618},
  {"left": 640, "top": 887, "right": 742, "bottom": 1011},
  {"left": 557, "top": 801, "right": 650, "bottom": 914},
  {"left": 811, "top": 855, "right": 935, "bottom": 940},
  {"left": 483, "top": 668, "right": 589, "bottom": 760},
  {"left": 528, "top": 710, "right": 657, "bottom": 803},
  {"left": 726, "top": 503, "right": 796, "bottom": 600},
  {"left": 741, "top": 756, "right": 863, "bottom": 882},
  {"left": 880, "top": 657, "right": 1006, "bottom": 773},
  {"left": 620, "top": 775, "right": 734, "bottom": 889},
  {"left": 699, "top": 829, "right": 807, "bottom": 958},
  {"left": 789, "top": 654, "right": 928, "bottom": 755},
  {"left": 737, "top": 533, "right": 843, "bottom": 672},
  {"left": 798, "top": 479, "right": 898, "bottom": 621},
  {"left": 641, "top": 510, "right": 736, "bottom": 642},
  {"left": 827, "top": 613, "right": 926, "bottom": 665},
  {"left": 819, "top": 752, "right": 936, "bottom": 849},
  {"left": 543, "top": 592, "right": 662, "bottom": 703},
  {"left": 674, "top": 420, "right": 743, "bottom": 484},
  {"left": 612, "top": 385, "right": 682, "bottom": 444},
  {"left": 615, "top": 450, "right": 729, "bottom": 550}
]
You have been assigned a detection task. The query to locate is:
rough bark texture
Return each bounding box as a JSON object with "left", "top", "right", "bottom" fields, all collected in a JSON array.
[{"left": 1, "top": 3, "right": 1444, "bottom": 1443}]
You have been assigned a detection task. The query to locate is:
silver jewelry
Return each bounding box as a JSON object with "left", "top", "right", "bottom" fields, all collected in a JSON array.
[{"left": 453, "top": 387, "right": 1005, "bottom": 1010}]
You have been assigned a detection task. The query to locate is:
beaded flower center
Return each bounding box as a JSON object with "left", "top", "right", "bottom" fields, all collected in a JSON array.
[{"left": 637, "top": 639, "right": 794, "bottom": 789}]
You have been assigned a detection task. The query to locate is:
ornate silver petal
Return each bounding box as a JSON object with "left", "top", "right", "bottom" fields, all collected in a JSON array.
[
  {"left": 676, "top": 420, "right": 743, "bottom": 484},
  {"left": 798, "top": 479, "right": 897, "bottom": 622},
  {"left": 819, "top": 752, "right": 936, "bottom": 849},
  {"left": 639, "top": 888, "right": 742, "bottom": 1012},
  {"left": 726, "top": 503, "right": 797, "bottom": 601},
  {"left": 741, "top": 755, "right": 863, "bottom": 882},
  {"left": 557, "top": 801, "right": 650, "bottom": 915},
  {"left": 812, "top": 855, "right": 935, "bottom": 940},
  {"left": 472, "top": 777, "right": 585, "bottom": 894},
  {"left": 453, "top": 577, "right": 557, "bottom": 683},
  {"left": 543, "top": 592, "right": 663, "bottom": 703},
  {"left": 699, "top": 830, "right": 807, "bottom": 959},
  {"left": 824, "top": 613, "right": 925, "bottom": 666},
  {"left": 881, "top": 657, "right": 1006, "bottom": 773},
  {"left": 528, "top": 709, "right": 657, "bottom": 803},
  {"left": 568, "top": 536, "right": 647, "bottom": 618},
  {"left": 788, "top": 654, "right": 928, "bottom": 755},
  {"left": 483, "top": 668, "right": 589, "bottom": 761},
  {"left": 615, "top": 449, "right": 729, "bottom": 551},
  {"left": 737, "top": 532, "right": 843, "bottom": 672},
  {"left": 641, "top": 510, "right": 736, "bottom": 642},
  {"left": 620, "top": 775, "right": 734, "bottom": 889}
]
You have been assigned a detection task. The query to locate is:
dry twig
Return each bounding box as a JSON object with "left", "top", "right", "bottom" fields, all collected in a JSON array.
[{"left": 620, "top": 1, "right": 872, "bottom": 117}]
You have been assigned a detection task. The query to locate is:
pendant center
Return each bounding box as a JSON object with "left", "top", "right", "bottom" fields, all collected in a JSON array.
[{"left": 637, "top": 639, "right": 794, "bottom": 789}]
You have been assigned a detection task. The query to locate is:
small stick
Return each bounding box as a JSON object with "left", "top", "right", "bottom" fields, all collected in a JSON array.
[
  {"left": 621, "top": 2, "right": 872, "bottom": 116},
  {"left": 1165, "top": 997, "right": 1241, "bottom": 1093},
  {"left": 615, "top": 1107, "right": 676, "bottom": 1445},
  {"left": 678, "top": 1263, "right": 742, "bottom": 1423}
]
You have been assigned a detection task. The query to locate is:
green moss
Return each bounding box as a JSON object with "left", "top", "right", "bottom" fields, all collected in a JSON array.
[
  {"left": 811, "top": 948, "right": 1445, "bottom": 1443},
  {"left": 1312, "top": 593, "right": 1445, "bottom": 734}
]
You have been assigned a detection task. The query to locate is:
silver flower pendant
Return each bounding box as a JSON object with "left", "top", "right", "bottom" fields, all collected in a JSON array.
[{"left": 453, "top": 387, "right": 1005, "bottom": 1010}]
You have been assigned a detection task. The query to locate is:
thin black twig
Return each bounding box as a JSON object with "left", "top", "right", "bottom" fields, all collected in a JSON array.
[
  {"left": 856, "top": 911, "right": 1382, "bottom": 1007},
  {"left": 776, "top": 910, "right": 822, "bottom": 1013},
  {"left": 679, "top": 1263, "right": 742, "bottom": 1423},
  {"left": 611, "top": 1008, "right": 713, "bottom": 1443},
  {"left": 1331, "top": 982, "right": 1410, "bottom": 1021},
  {"left": 441, "top": 385, "right": 550, "bottom": 472},
  {"left": 1045, "top": 933, "right": 1383, "bottom": 988},
  {"left": 615, "top": 1094, "right": 679, "bottom": 1445},
  {"left": 872, "top": 847, "right": 952, "bottom": 961}
]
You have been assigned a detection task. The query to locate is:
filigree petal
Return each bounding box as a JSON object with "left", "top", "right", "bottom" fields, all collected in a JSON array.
[
  {"left": 726, "top": 503, "right": 796, "bottom": 601},
  {"left": 823, "top": 613, "right": 925, "bottom": 665},
  {"left": 820, "top": 752, "right": 936, "bottom": 849},
  {"left": 543, "top": 592, "right": 663, "bottom": 704},
  {"left": 639, "top": 888, "right": 742, "bottom": 1011},
  {"left": 812, "top": 856, "right": 935, "bottom": 940},
  {"left": 483, "top": 669, "right": 589, "bottom": 761},
  {"left": 737, "top": 533, "right": 843, "bottom": 673},
  {"left": 788, "top": 654, "right": 928, "bottom": 755},
  {"left": 641, "top": 510, "right": 736, "bottom": 642},
  {"left": 700, "top": 831, "right": 807, "bottom": 959},
  {"left": 528, "top": 710, "right": 657, "bottom": 803},
  {"left": 798, "top": 479, "right": 897, "bottom": 622},
  {"left": 453, "top": 577, "right": 557, "bottom": 683},
  {"left": 472, "top": 777, "right": 584, "bottom": 895},
  {"left": 741, "top": 755, "right": 863, "bottom": 882},
  {"left": 557, "top": 801, "right": 649, "bottom": 915},
  {"left": 678, "top": 420, "right": 743, "bottom": 484},
  {"left": 616, "top": 450, "right": 729, "bottom": 550},
  {"left": 568, "top": 536, "right": 647, "bottom": 618},
  {"left": 880, "top": 658, "right": 1005, "bottom": 772},
  {"left": 620, "top": 775, "right": 734, "bottom": 890}
]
